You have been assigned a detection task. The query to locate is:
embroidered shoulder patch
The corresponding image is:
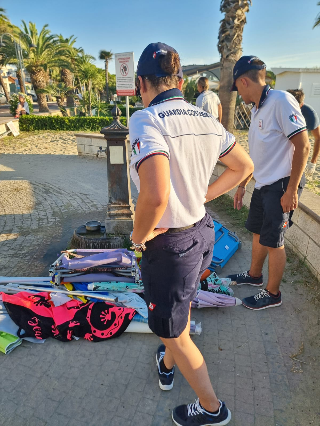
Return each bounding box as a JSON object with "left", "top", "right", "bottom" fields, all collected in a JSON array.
[
  {"left": 289, "top": 113, "right": 298, "bottom": 123},
  {"left": 132, "top": 138, "right": 141, "bottom": 155}
]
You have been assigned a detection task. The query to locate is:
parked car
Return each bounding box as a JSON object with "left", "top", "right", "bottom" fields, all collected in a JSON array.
[
  {"left": 0, "top": 93, "right": 7, "bottom": 104},
  {"left": 27, "top": 92, "right": 37, "bottom": 102}
]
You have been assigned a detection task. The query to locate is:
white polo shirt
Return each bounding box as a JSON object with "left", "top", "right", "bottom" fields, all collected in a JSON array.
[
  {"left": 196, "top": 91, "right": 221, "bottom": 119},
  {"left": 249, "top": 86, "right": 307, "bottom": 188},
  {"left": 129, "top": 89, "right": 236, "bottom": 228}
]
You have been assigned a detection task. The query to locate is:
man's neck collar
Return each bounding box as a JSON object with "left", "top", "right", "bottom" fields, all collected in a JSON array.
[
  {"left": 255, "top": 85, "right": 271, "bottom": 110},
  {"left": 149, "top": 88, "right": 184, "bottom": 107}
]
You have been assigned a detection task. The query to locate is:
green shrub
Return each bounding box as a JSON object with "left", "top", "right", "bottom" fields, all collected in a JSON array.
[
  {"left": 9, "top": 93, "right": 34, "bottom": 117},
  {"left": 19, "top": 115, "right": 127, "bottom": 132},
  {"left": 102, "top": 103, "right": 142, "bottom": 117}
]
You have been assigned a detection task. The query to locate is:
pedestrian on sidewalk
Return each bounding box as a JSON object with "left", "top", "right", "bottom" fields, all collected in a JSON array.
[
  {"left": 15, "top": 94, "right": 29, "bottom": 118},
  {"left": 129, "top": 42, "right": 253, "bottom": 426},
  {"left": 196, "top": 76, "right": 222, "bottom": 122},
  {"left": 287, "top": 89, "right": 320, "bottom": 179},
  {"left": 228, "top": 56, "right": 310, "bottom": 310}
]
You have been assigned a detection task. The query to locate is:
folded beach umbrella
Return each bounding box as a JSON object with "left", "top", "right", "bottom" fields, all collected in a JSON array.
[
  {"left": 59, "top": 250, "right": 133, "bottom": 270},
  {"left": 191, "top": 290, "right": 242, "bottom": 308}
]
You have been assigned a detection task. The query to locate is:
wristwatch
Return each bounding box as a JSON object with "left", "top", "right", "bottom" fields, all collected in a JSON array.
[{"left": 130, "top": 231, "right": 147, "bottom": 252}]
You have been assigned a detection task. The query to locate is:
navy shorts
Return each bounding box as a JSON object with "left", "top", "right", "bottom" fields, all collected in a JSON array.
[
  {"left": 245, "top": 175, "right": 305, "bottom": 248},
  {"left": 141, "top": 213, "right": 215, "bottom": 338}
]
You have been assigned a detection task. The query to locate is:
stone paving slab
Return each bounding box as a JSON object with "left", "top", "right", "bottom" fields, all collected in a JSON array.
[{"left": 0, "top": 150, "right": 319, "bottom": 426}]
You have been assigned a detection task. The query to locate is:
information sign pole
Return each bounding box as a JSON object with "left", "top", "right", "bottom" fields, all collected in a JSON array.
[
  {"left": 114, "top": 52, "right": 135, "bottom": 128},
  {"left": 126, "top": 96, "right": 130, "bottom": 125}
]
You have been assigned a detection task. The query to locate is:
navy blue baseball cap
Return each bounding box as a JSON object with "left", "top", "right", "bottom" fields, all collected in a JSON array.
[
  {"left": 231, "top": 55, "right": 266, "bottom": 91},
  {"left": 137, "top": 42, "right": 183, "bottom": 78}
]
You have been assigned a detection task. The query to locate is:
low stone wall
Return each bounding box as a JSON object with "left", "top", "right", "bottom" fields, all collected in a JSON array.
[
  {"left": 0, "top": 119, "right": 20, "bottom": 136},
  {"left": 210, "top": 161, "right": 320, "bottom": 281},
  {"left": 75, "top": 133, "right": 107, "bottom": 157}
]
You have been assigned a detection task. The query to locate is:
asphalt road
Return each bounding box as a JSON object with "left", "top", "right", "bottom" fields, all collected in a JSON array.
[{"left": 0, "top": 102, "right": 60, "bottom": 118}]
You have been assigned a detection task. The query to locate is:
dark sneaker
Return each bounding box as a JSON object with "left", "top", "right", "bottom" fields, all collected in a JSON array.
[
  {"left": 242, "top": 289, "right": 282, "bottom": 310},
  {"left": 156, "top": 344, "right": 174, "bottom": 391},
  {"left": 227, "top": 270, "right": 263, "bottom": 286},
  {"left": 172, "top": 398, "right": 231, "bottom": 426}
]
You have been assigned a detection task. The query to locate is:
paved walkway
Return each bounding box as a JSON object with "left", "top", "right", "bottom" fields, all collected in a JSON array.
[{"left": 0, "top": 145, "right": 319, "bottom": 426}]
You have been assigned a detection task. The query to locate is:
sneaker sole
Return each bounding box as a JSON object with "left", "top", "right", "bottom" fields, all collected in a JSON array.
[
  {"left": 156, "top": 354, "right": 174, "bottom": 391},
  {"left": 159, "top": 378, "right": 174, "bottom": 391},
  {"left": 242, "top": 301, "right": 282, "bottom": 310},
  {"left": 232, "top": 281, "right": 263, "bottom": 287},
  {"left": 171, "top": 408, "right": 231, "bottom": 425}
]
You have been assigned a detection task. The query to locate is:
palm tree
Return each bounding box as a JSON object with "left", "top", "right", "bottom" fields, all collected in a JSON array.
[
  {"left": 314, "top": 2, "right": 320, "bottom": 28},
  {"left": 0, "top": 30, "right": 27, "bottom": 95},
  {"left": 76, "top": 62, "right": 100, "bottom": 115},
  {"left": 73, "top": 52, "right": 95, "bottom": 95},
  {"left": 0, "top": 8, "right": 11, "bottom": 33},
  {"left": 37, "top": 83, "right": 74, "bottom": 116},
  {"left": 99, "top": 50, "right": 113, "bottom": 102},
  {"left": 18, "top": 21, "right": 70, "bottom": 112},
  {"left": 218, "top": 0, "right": 252, "bottom": 132},
  {"left": 0, "top": 53, "right": 10, "bottom": 101},
  {"left": 58, "top": 35, "right": 81, "bottom": 107}
]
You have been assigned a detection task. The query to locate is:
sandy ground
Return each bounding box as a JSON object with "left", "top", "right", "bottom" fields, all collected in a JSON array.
[
  {"left": 0, "top": 130, "right": 319, "bottom": 196},
  {"left": 0, "top": 131, "right": 78, "bottom": 156}
]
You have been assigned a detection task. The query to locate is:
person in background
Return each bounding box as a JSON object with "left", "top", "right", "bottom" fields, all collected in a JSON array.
[
  {"left": 15, "top": 94, "right": 29, "bottom": 118},
  {"left": 287, "top": 89, "right": 320, "bottom": 178},
  {"left": 129, "top": 42, "right": 253, "bottom": 426},
  {"left": 228, "top": 55, "right": 310, "bottom": 310},
  {"left": 196, "top": 76, "right": 222, "bottom": 122}
]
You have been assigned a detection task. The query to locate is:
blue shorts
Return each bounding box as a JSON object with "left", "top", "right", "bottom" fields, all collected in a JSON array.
[
  {"left": 245, "top": 176, "right": 305, "bottom": 248},
  {"left": 141, "top": 213, "right": 215, "bottom": 338}
]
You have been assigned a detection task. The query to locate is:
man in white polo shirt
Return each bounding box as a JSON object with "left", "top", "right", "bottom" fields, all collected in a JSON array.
[
  {"left": 196, "top": 77, "right": 222, "bottom": 122},
  {"left": 227, "top": 55, "right": 310, "bottom": 310}
]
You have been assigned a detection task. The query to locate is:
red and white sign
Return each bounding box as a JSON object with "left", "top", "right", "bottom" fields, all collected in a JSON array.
[{"left": 115, "top": 52, "right": 135, "bottom": 96}]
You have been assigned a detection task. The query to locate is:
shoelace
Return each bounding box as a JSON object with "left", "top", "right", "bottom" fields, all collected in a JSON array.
[
  {"left": 158, "top": 351, "right": 174, "bottom": 375},
  {"left": 238, "top": 271, "right": 250, "bottom": 278},
  {"left": 187, "top": 399, "right": 205, "bottom": 417},
  {"left": 254, "top": 289, "right": 270, "bottom": 301}
]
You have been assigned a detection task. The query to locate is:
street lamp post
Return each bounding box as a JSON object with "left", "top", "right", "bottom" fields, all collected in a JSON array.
[{"left": 0, "top": 33, "right": 35, "bottom": 94}]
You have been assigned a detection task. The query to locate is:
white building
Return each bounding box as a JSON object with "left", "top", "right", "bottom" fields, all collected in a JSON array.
[
  {"left": 182, "top": 63, "right": 221, "bottom": 91},
  {"left": 0, "top": 64, "right": 33, "bottom": 95},
  {"left": 272, "top": 67, "right": 320, "bottom": 117}
]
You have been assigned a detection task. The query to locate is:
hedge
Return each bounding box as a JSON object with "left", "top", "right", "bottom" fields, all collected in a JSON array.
[
  {"left": 103, "top": 104, "right": 142, "bottom": 117},
  {"left": 19, "top": 115, "right": 128, "bottom": 132}
]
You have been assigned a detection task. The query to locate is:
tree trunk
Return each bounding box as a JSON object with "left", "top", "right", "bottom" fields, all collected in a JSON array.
[
  {"left": 30, "top": 68, "right": 49, "bottom": 113},
  {"left": 88, "top": 81, "right": 92, "bottom": 116},
  {"left": 105, "top": 60, "right": 109, "bottom": 102},
  {"left": 219, "top": 58, "right": 240, "bottom": 131},
  {"left": 56, "top": 96, "right": 68, "bottom": 117},
  {"left": 61, "top": 68, "right": 75, "bottom": 108},
  {"left": 16, "top": 69, "right": 26, "bottom": 94},
  {"left": 0, "top": 71, "right": 10, "bottom": 101},
  {"left": 218, "top": 0, "right": 252, "bottom": 133}
]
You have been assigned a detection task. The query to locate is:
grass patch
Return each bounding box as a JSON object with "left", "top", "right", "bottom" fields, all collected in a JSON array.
[{"left": 207, "top": 194, "right": 250, "bottom": 232}]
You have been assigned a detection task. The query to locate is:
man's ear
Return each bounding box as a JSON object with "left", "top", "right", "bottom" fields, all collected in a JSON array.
[
  {"left": 178, "top": 79, "right": 184, "bottom": 91},
  {"left": 138, "top": 76, "right": 147, "bottom": 93},
  {"left": 239, "top": 77, "right": 248, "bottom": 88}
]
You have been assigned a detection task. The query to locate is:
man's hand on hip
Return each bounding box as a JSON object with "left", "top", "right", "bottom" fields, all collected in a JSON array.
[{"left": 281, "top": 188, "right": 298, "bottom": 213}]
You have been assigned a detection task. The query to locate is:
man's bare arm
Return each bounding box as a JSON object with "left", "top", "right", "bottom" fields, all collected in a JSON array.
[
  {"left": 218, "top": 104, "right": 222, "bottom": 123},
  {"left": 311, "top": 126, "right": 320, "bottom": 163},
  {"left": 281, "top": 130, "right": 310, "bottom": 212},
  {"left": 205, "top": 144, "right": 254, "bottom": 202}
]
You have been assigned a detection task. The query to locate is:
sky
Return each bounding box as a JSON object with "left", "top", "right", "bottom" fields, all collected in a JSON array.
[{"left": 2, "top": 0, "right": 320, "bottom": 73}]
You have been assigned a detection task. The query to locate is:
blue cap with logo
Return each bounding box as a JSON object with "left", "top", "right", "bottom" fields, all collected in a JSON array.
[
  {"left": 137, "top": 42, "right": 183, "bottom": 78},
  {"left": 231, "top": 55, "right": 266, "bottom": 91}
]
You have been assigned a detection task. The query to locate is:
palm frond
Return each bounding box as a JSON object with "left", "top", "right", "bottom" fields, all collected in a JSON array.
[{"left": 313, "top": 1, "right": 320, "bottom": 28}]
